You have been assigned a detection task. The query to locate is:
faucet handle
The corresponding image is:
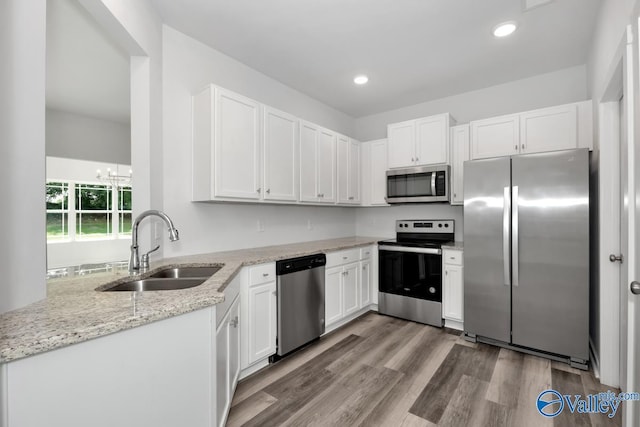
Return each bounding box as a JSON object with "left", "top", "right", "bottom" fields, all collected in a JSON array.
[{"left": 141, "top": 245, "right": 160, "bottom": 269}]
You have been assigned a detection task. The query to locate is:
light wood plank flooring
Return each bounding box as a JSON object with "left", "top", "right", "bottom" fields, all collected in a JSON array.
[{"left": 228, "top": 313, "right": 621, "bottom": 427}]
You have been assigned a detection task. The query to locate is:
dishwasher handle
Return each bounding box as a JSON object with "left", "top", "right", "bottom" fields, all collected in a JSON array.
[{"left": 276, "top": 253, "right": 326, "bottom": 275}]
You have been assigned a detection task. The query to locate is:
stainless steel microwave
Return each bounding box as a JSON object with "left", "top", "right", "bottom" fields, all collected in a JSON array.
[{"left": 385, "top": 165, "right": 450, "bottom": 203}]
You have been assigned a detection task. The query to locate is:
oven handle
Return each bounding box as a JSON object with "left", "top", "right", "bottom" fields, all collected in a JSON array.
[{"left": 378, "top": 245, "right": 441, "bottom": 255}]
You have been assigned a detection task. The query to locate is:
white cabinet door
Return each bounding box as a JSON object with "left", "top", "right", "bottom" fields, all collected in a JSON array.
[
  {"left": 337, "top": 134, "right": 350, "bottom": 204},
  {"left": 359, "top": 259, "right": 371, "bottom": 308},
  {"left": 415, "top": 114, "right": 449, "bottom": 166},
  {"left": 520, "top": 104, "right": 578, "bottom": 154},
  {"left": 470, "top": 114, "right": 519, "bottom": 160},
  {"left": 214, "top": 88, "right": 261, "bottom": 199},
  {"left": 370, "top": 139, "right": 388, "bottom": 205},
  {"left": 228, "top": 297, "right": 241, "bottom": 391},
  {"left": 387, "top": 120, "right": 416, "bottom": 168},
  {"left": 216, "top": 309, "right": 230, "bottom": 427},
  {"left": 247, "top": 282, "right": 277, "bottom": 364},
  {"left": 325, "top": 266, "right": 343, "bottom": 326},
  {"left": 263, "top": 106, "right": 298, "bottom": 201},
  {"left": 317, "top": 128, "right": 336, "bottom": 203},
  {"left": 349, "top": 140, "right": 361, "bottom": 203},
  {"left": 299, "top": 121, "right": 319, "bottom": 202},
  {"left": 450, "top": 125, "right": 470, "bottom": 205},
  {"left": 342, "top": 263, "right": 359, "bottom": 317},
  {"left": 443, "top": 264, "right": 464, "bottom": 322}
]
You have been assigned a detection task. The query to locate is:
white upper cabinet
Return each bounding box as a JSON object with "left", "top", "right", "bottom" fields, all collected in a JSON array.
[
  {"left": 388, "top": 113, "right": 453, "bottom": 168},
  {"left": 470, "top": 101, "right": 593, "bottom": 160},
  {"left": 317, "top": 128, "right": 337, "bottom": 203},
  {"left": 470, "top": 113, "right": 520, "bottom": 160},
  {"left": 450, "top": 125, "right": 470, "bottom": 205},
  {"left": 360, "top": 139, "right": 388, "bottom": 206},
  {"left": 263, "top": 106, "right": 299, "bottom": 202},
  {"left": 337, "top": 135, "right": 360, "bottom": 205},
  {"left": 387, "top": 120, "right": 416, "bottom": 168},
  {"left": 300, "top": 122, "right": 336, "bottom": 204},
  {"left": 215, "top": 88, "right": 261, "bottom": 199},
  {"left": 415, "top": 114, "right": 450, "bottom": 166},
  {"left": 520, "top": 103, "right": 577, "bottom": 154},
  {"left": 192, "top": 85, "right": 261, "bottom": 201}
]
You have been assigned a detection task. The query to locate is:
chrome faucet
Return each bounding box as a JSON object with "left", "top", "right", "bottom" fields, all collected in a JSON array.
[{"left": 129, "top": 210, "right": 179, "bottom": 274}]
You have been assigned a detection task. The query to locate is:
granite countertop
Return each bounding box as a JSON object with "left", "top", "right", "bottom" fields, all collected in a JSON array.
[
  {"left": 0, "top": 236, "right": 380, "bottom": 364},
  {"left": 441, "top": 241, "right": 464, "bottom": 250}
]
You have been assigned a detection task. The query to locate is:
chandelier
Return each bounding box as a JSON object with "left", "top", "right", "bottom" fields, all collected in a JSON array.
[{"left": 96, "top": 168, "right": 132, "bottom": 188}]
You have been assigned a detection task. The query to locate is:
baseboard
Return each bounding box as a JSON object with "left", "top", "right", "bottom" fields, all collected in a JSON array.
[
  {"left": 444, "top": 319, "right": 464, "bottom": 331},
  {"left": 324, "top": 305, "right": 377, "bottom": 335},
  {"left": 589, "top": 336, "right": 600, "bottom": 379},
  {"left": 239, "top": 358, "right": 270, "bottom": 381}
]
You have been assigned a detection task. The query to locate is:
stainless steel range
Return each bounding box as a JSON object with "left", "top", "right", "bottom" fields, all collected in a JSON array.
[{"left": 378, "top": 220, "right": 454, "bottom": 327}]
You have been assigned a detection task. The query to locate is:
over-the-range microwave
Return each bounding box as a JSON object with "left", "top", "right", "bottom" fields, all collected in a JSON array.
[{"left": 385, "top": 165, "right": 450, "bottom": 203}]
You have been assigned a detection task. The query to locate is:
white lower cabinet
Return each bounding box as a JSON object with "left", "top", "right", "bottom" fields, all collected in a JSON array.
[
  {"left": 442, "top": 249, "right": 464, "bottom": 330},
  {"left": 325, "top": 246, "right": 376, "bottom": 330},
  {"left": 216, "top": 295, "right": 240, "bottom": 427},
  {"left": 240, "top": 263, "right": 277, "bottom": 378}
]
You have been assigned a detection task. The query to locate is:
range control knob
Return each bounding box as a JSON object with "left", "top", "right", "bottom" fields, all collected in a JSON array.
[
  {"left": 445, "top": 224, "right": 449, "bottom": 228},
  {"left": 438, "top": 224, "right": 442, "bottom": 228}
]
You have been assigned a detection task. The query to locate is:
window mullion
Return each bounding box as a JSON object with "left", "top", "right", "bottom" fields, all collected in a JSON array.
[
  {"left": 112, "top": 186, "right": 118, "bottom": 238},
  {"left": 69, "top": 182, "right": 77, "bottom": 241}
]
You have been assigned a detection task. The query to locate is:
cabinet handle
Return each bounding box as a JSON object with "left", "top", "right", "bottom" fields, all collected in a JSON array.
[
  {"left": 349, "top": 196, "right": 354, "bottom": 200},
  {"left": 343, "top": 256, "right": 348, "bottom": 260},
  {"left": 266, "top": 189, "right": 271, "bottom": 194},
  {"left": 272, "top": 291, "right": 277, "bottom": 296},
  {"left": 411, "top": 157, "right": 415, "bottom": 162},
  {"left": 521, "top": 144, "right": 525, "bottom": 150},
  {"left": 256, "top": 188, "right": 261, "bottom": 193},
  {"left": 515, "top": 145, "right": 518, "bottom": 150},
  {"left": 445, "top": 271, "right": 448, "bottom": 276},
  {"left": 415, "top": 157, "right": 419, "bottom": 162},
  {"left": 230, "top": 316, "right": 239, "bottom": 328},
  {"left": 263, "top": 273, "right": 269, "bottom": 277},
  {"left": 454, "top": 193, "right": 457, "bottom": 198}
]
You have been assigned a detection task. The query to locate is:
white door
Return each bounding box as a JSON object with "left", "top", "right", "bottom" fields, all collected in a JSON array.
[
  {"left": 415, "top": 114, "right": 448, "bottom": 166},
  {"left": 520, "top": 104, "right": 578, "bottom": 154},
  {"left": 387, "top": 120, "right": 415, "bottom": 168},
  {"left": 336, "top": 134, "right": 350, "bottom": 204},
  {"left": 215, "top": 310, "right": 230, "bottom": 427},
  {"left": 299, "top": 121, "right": 318, "bottom": 202},
  {"left": 470, "top": 114, "right": 519, "bottom": 160},
  {"left": 248, "top": 282, "right": 277, "bottom": 364},
  {"left": 370, "top": 139, "right": 388, "bottom": 205},
  {"left": 342, "top": 263, "right": 359, "bottom": 316},
  {"left": 450, "top": 125, "right": 470, "bottom": 205},
  {"left": 214, "top": 88, "right": 261, "bottom": 199},
  {"left": 325, "top": 267, "right": 343, "bottom": 326},
  {"left": 349, "top": 140, "right": 361, "bottom": 203},
  {"left": 443, "top": 264, "right": 464, "bottom": 322},
  {"left": 228, "top": 297, "right": 241, "bottom": 390},
  {"left": 359, "top": 259, "right": 371, "bottom": 307},
  {"left": 317, "top": 128, "right": 336, "bottom": 203},
  {"left": 263, "top": 106, "right": 298, "bottom": 201}
]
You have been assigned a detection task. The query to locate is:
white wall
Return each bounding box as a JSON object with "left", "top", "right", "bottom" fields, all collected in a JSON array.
[
  {"left": 355, "top": 65, "right": 588, "bottom": 141},
  {"left": 46, "top": 109, "right": 131, "bottom": 164},
  {"left": 161, "top": 26, "right": 357, "bottom": 258},
  {"left": 0, "top": 0, "right": 48, "bottom": 314}
]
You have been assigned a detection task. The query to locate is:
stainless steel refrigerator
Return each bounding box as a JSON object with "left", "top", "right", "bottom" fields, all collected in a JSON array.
[{"left": 463, "top": 148, "right": 589, "bottom": 367}]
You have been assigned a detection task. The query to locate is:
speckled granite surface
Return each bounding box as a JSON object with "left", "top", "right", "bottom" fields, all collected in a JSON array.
[
  {"left": 441, "top": 241, "right": 464, "bottom": 250},
  {"left": 0, "top": 236, "right": 380, "bottom": 364}
]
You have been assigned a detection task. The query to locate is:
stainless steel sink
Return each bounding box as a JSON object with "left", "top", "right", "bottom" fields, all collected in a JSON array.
[
  {"left": 148, "top": 266, "right": 222, "bottom": 279},
  {"left": 102, "top": 278, "right": 206, "bottom": 292}
]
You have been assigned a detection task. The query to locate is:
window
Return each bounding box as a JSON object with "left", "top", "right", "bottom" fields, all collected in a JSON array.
[
  {"left": 46, "top": 181, "right": 132, "bottom": 242},
  {"left": 46, "top": 182, "right": 69, "bottom": 241}
]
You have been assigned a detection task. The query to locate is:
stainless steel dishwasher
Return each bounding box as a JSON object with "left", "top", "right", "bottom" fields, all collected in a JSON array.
[{"left": 275, "top": 253, "right": 326, "bottom": 357}]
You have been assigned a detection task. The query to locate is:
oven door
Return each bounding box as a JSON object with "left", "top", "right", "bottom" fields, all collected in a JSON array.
[{"left": 378, "top": 245, "right": 442, "bottom": 302}]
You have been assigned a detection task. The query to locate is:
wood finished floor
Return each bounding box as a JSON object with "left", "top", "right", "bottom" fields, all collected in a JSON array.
[{"left": 228, "top": 313, "right": 621, "bottom": 427}]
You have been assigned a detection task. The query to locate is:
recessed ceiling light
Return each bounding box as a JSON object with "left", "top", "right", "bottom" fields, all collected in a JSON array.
[
  {"left": 354, "top": 75, "right": 369, "bottom": 85},
  {"left": 493, "top": 21, "right": 517, "bottom": 37}
]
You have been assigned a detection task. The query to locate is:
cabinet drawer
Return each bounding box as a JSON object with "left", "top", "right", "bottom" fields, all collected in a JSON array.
[
  {"left": 443, "top": 250, "right": 463, "bottom": 266},
  {"left": 326, "top": 248, "right": 360, "bottom": 267},
  {"left": 249, "top": 263, "right": 276, "bottom": 286},
  {"left": 360, "top": 246, "right": 373, "bottom": 260}
]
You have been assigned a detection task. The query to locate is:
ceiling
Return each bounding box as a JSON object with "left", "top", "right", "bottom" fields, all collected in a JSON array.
[
  {"left": 153, "top": 0, "right": 601, "bottom": 118},
  {"left": 46, "top": 0, "right": 130, "bottom": 124}
]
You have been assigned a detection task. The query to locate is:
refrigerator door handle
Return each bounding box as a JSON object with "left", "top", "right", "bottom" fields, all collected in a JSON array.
[
  {"left": 512, "top": 185, "right": 519, "bottom": 287},
  {"left": 503, "top": 187, "right": 511, "bottom": 286}
]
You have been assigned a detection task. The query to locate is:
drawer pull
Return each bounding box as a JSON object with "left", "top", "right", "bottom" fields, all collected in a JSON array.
[
  {"left": 263, "top": 273, "right": 269, "bottom": 277},
  {"left": 343, "top": 256, "right": 348, "bottom": 260}
]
